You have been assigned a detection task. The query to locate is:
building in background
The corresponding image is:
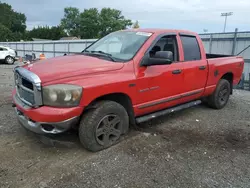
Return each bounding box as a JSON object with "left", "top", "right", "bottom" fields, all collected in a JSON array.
[
  {"left": 60, "top": 37, "right": 80, "bottom": 40},
  {"left": 32, "top": 38, "right": 52, "bottom": 41}
]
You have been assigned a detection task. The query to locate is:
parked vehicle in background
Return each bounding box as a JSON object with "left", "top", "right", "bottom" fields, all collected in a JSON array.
[
  {"left": 12, "top": 29, "right": 244, "bottom": 152},
  {"left": 0, "top": 46, "right": 17, "bottom": 64}
]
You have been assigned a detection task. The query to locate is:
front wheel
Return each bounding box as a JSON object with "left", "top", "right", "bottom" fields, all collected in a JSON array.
[
  {"left": 5, "top": 56, "right": 15, "bottom": 65},
  {"left": 79, "top": 101, "right": 129, "bottom": 152},
  {"left": 207, "top": 79, "right": 231, "bottom": 109}
]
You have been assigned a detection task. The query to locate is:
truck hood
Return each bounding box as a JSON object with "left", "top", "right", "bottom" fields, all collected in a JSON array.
[{"left": 24, "top": 55, "right": 124, "bottom": 83}]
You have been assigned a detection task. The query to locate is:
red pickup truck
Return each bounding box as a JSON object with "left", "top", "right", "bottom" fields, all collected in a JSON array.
[{"left": 12, "top": 29, "right": 244, "bottom": 151}]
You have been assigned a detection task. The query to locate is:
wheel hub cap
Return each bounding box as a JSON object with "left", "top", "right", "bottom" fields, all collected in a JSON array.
[
  {"left": 7, "top": 57, "right": 13, "bottom": 64},
  {"left": 95, "top": 114, "right": 122, "bottom": 146},
  {"left": 219, "top": 86, "right": 229, "bottom": 104}
]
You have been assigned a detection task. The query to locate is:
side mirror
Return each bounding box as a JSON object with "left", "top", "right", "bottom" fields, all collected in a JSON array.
[
  {"left": 154, "top": 51, "right": 173, "bottom": 60},
  {"left": 141, "top": 51, "right": 173, "bottom": 66}
]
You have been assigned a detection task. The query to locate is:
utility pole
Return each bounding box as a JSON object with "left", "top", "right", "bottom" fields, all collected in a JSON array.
[{"left": 221, "top": 12, "right": 233, "bottom": 33}]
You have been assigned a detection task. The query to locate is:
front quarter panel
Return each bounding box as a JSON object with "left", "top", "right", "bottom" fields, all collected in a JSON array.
[
  {"left": 42, "top": 61, "right": 137, "bottom": 107},
  {"left": 80, "top": 62, "right": 137, "bottom": 107}
]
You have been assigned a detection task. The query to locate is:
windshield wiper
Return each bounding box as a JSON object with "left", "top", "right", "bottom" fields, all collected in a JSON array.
[
  {"left": 83, "top": 50, "right": 116, "bottom": 62},
  {"left": 90, "top": 50, "right": 112, "bottom": 56}
]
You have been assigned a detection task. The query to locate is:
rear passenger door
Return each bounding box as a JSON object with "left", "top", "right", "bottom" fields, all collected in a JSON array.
[{"left": 179, "top": 34, "right": 208, "bottom": 101}]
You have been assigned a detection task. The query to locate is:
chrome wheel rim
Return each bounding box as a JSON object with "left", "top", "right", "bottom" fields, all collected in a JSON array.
[{"left": 6, "top": 57, "right": 14, "bottom": 64}]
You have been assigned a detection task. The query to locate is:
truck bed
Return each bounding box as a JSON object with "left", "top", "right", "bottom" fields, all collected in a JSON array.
[{"left": 206, "top": 55, "right": 244, "bottom": 88}]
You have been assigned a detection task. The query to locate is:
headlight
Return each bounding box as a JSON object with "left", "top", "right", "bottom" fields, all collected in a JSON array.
[{"left": 42, "top": 84, "right": 82, "bottom": 107}]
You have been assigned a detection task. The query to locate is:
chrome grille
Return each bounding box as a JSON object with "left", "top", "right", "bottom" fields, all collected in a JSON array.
[{"left": 14, "top": 66, "right": 42, "bottom": 107}]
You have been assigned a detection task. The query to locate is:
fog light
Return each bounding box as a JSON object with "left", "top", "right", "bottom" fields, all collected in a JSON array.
[{"left": 41, "top": 124, "right": 54, "bottom": 132}]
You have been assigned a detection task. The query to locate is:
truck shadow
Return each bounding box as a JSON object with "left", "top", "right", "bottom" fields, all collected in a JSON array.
[
  {"left": 141, "top": 126, "right": 250, "bottom": 151},
  {"left": 136, "top": 105, "right": 250, "bottom": 151},
  {"left": 19, "top": 128, "right": 84, "bottom": 149},
  {"left": 22, "top": 104, "right": 250, "bottom": 151}
]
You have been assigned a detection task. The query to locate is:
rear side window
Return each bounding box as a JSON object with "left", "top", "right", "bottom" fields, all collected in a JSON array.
[{"left": 180, "top": 36, "right": 201, "bottom": 61}]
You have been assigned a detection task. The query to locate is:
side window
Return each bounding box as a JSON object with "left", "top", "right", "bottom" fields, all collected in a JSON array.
[
  {"left": 180, "top": 36, "right": 201, "bottom": 61},
  {"left": 0, "top": 48, "right": 7, "bottom": 51},
  {"left": 149, "top": 35, "right": 179, "bottom": 61}
]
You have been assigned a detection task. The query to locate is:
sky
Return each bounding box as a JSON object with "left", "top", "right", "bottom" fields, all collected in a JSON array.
[{"left": 3, "top": 0, "right": 250, "bottom": 33}]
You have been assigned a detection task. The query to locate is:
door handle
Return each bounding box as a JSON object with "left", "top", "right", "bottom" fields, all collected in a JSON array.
[
  {"left": 172, "top": 69, "right": 182, "bottom": 74},
  {"left": 199, "top": 66, "right": 206, "bottom": 70}
]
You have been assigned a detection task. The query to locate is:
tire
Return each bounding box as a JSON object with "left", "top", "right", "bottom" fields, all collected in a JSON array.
[
  {"left": 207, "top": 79, "right": 231, "bottom": 109},
  {"left": 5, "top": 56, "right": 15, "bottom": 65},
  {"left": 79, "top": 101, "right": 129, "bottom": 152}
]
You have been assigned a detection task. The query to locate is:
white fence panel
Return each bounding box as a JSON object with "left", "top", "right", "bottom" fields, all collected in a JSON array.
[{"left": 1, "top": 32, "right": 250, "bottom": 80}]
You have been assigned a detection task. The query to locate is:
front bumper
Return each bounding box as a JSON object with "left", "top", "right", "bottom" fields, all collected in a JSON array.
[
  {"left": 13, "top": 92, "right": 83, "bottom": 134},
  {"left": 15, "top": 107, "right": 79, "bottom": 134}
]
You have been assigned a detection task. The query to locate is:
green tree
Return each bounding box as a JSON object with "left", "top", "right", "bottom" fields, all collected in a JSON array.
[
  {"left": 0, "top": 1, "right": 27, "bottom": 41},
  {"left": 28, "top": 26, "right": 67, "bottom": 40},
  {"left": 10, "top": 12, "right": 26, "bottom": 33},
  {"left": 0, "top": 23, "right": 14, "bottom": 41},
  {"left": 132, "top": 20, "right": 140, "bottom": 29},
  {"left": 0, "top": 2, "right": 13, "bottom": 29},
  {"left": 79, "top": 8, "right": 100, "bottom": 38},
  {"left": 0, "top": 2, "right": 26, "bottom": 33},
  {"left": 98, "top": 8, "right": 132, "bottom": 37},
  {"left": 50, "top": 26, "right": 67, "bottom": 40},
  {"left": 61, "top": 7, "right": 80, "bottom": 36},
  {"left": 60, "top": 7, "right": 132, "bottom": 39}
]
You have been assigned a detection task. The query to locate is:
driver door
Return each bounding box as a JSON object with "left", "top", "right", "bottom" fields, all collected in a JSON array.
[{"left": 136, "top": 34, "right": 186, "bottom": 115}]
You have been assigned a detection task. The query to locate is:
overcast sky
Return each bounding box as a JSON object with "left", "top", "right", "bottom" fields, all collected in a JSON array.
[{"left": 3, "top": 0, "right": 250, "bottom": 33}]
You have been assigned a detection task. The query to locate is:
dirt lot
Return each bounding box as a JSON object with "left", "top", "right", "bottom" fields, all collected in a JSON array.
[{"left": 0, "top": 63, "right": 250, "bottom": 188}]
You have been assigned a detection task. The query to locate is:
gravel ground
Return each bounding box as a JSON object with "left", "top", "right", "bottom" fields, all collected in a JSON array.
[{"left": 0, "top": 62, "right": 250, "bottom": 188}]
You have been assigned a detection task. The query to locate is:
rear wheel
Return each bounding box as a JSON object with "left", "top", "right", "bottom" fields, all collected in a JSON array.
[
  {"left": 207, "top": 79, "right": 231, "bottom": 109},
  {"left": 78, "top": 101, "right": 129, "bottom": 152},
  {"left": 5, "top": 56, "right": 14, "bottom": 65}
]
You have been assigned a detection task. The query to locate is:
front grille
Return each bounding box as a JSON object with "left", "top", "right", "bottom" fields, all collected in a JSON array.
[
  {"left": 22, "top": 78, "right": 33, "bottom": 90},
  {"left": 17, "top": 85, "right": 35, "bottom": 104},
  {"left": 14, "top": 67, "right": 42, "bottom": 107}
]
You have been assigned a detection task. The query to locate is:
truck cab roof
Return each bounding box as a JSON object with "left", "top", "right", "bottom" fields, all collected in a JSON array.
[{"left": 124, "top": 28, "right": 197, "bottom": 36}]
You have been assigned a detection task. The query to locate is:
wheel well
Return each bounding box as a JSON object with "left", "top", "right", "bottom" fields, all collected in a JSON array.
[
  {"left": 221, "top": 72, "right": 233, "bottom": 94},
  {"left": 89, "top": 93, "right": 136, "bottom": 126}
]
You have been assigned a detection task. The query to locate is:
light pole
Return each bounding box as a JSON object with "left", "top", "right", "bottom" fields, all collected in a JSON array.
[{"left": 221, "top": 12, "right": 233, "bottom": 33}]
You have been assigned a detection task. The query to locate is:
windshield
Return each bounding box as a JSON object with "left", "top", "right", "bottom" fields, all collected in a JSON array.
[{"left": 84, "top": 31, "right": 152, "bottom": 61}]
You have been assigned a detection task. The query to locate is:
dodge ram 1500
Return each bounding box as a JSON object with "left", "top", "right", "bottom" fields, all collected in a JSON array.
[{"left": 12, "top": 29, "right": 244, "bottom": 151}]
